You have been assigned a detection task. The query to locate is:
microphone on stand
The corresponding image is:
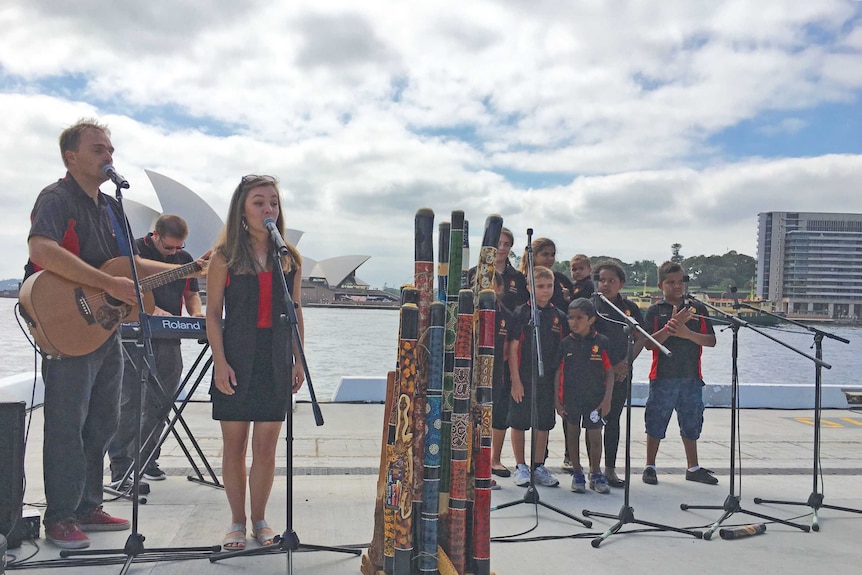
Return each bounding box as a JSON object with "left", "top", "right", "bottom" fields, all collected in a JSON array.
[
  {"left": 102, "top": 164, "right": 129, "bottom": 189},
  {"left": 263, "top": 217, "right": 290, "bottom": 257}
]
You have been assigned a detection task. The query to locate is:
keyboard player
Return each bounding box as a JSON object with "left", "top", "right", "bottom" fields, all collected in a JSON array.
[{"left": 107, "top": 214, "right": 204, "bottom": 493}]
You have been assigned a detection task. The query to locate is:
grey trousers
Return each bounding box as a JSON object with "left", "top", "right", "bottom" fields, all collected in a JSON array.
[{"left": 42, "top": 334, "right": 123, "bottom": 526}]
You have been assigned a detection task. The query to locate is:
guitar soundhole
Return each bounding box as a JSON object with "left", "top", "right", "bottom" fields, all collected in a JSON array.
[{"left": 105, "top": 295, "right": 124, "bottom": 306}]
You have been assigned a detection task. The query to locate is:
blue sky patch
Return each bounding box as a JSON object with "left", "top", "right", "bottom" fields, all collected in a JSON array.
[{"left": 707, "top": 99, "right": 862, "bottom": 160}]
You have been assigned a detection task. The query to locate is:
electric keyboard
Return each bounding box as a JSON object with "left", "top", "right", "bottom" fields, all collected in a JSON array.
[{"left": 120, "top": 315, "right": 208, "bottom": 341}]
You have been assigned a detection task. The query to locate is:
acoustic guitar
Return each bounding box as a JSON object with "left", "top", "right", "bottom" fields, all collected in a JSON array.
[{"left": 19, "top": 257, "right": 202, "bottom": 358}]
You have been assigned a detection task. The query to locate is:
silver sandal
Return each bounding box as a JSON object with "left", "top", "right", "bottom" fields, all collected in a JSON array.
[
  {"left": 251, "top": 519, "right": 277, "bottom": 546},
  {"left": 222, "top": 523, "right": 246, "bottom": 550}
]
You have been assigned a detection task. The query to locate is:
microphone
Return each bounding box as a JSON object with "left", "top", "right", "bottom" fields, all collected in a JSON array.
[
  {"left": 718, "top": 523, "right": 766, "bottom": 540},
  {"left": 730, "top": 285, "right": 741, "bottom": 309},
  {"left": 102, "top": 164, "right": 129, "bottom": 189},
  {"left": 263, "top": 217, "right": 290, "bottom": 256}
]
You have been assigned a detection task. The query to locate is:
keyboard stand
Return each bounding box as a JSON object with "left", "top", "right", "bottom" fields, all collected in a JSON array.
[{"left": 107, "top": 340, "right": 223, "bottom": 497}]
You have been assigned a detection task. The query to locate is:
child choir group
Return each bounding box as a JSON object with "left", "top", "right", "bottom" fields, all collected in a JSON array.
[{"left": 488, "top": 229, "right": 719, "bottom": 494}]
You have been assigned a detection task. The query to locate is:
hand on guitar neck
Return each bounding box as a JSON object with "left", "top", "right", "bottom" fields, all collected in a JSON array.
[{"left": 105, "top": 250, "right": 209, "bottom": 306}]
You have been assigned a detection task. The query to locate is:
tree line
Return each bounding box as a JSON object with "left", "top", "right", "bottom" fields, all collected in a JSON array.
[{"left": 544, "top": 244, "right": 757, "bottom": 292}]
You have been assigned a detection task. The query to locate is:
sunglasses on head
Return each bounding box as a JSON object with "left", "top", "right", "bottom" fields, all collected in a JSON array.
[{"left": 241, "top": 174, "right": 277, "bottom": 184}]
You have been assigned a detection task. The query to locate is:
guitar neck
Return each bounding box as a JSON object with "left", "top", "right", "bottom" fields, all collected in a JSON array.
[{"left": 139, "top": 261, "right": 201, "bottom": 292}]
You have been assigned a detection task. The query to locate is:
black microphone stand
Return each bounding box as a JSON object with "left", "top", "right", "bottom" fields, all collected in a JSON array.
[
  {"left": 209, "top": 241, "right": 361, "bottom": 572},
  {"left": 490, "top": 228, "right": 591, "bottom": 528},
  {"left": 680, "top": 294, "right": 818, "bottom": 539},
  {"left": 58, "top": 176, "right": 218, "bottom": 572},
  {"left": 582, "top": 292, "right": 703, "bottom": 546},
  {"left": 747, "top": 301, "right": 857, "bottom": 530}
]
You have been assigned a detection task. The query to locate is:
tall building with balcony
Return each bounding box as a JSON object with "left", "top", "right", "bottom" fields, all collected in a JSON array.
[{"left": 756, "top": 212, "right": 862, "bottom": 319}]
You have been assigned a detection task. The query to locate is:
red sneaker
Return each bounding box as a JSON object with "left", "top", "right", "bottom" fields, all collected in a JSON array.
[
  {"left": 77, "top": 506, "right": 130, "bottom": 531},
  {"left": 46, "top": 519, "right": 90, "bottom": 549}
]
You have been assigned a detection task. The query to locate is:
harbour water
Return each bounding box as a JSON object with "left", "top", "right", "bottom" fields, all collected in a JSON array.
[{"left": 2, "top": 297, "right": 861, "bottom": 401}]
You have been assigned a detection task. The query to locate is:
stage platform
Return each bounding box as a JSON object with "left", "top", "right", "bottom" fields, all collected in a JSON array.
[{"left": 7, "top": 402, "right": 862, "bottom": 574}]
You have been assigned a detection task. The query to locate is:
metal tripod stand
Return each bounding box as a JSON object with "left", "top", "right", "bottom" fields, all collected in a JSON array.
[
  {"left": 583, "top": 293, "right": 702, "bottom": 546},
  {"left": 681, "top": 296, "right": 819, "bottom": 539},
  {"left": 750, "top": 311, "right": 856, "bottom": 530}
]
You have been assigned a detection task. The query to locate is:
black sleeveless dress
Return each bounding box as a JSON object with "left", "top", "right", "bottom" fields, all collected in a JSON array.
[{"left": 210, "top": 269, "right": 296, "bottom": 422}]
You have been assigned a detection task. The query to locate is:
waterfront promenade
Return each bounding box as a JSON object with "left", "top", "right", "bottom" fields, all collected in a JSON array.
[{"left": 8, "top": 402, "right": 862, "bottom": 574}]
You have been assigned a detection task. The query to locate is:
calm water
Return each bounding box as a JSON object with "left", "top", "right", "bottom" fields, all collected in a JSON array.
[{"left": 2, "top": 297, "right": 860, "bottom": 400}]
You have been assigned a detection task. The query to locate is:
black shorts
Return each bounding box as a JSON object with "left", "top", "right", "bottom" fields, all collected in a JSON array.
[
  {"left": 565, "top": 403, "right": 605, "bottom": 430},
  {"left": 563, "top": 386, "right": 605, "bottom": 430},
  {"left": 508, "top": 377, "right": 556, "bottom": 431}
]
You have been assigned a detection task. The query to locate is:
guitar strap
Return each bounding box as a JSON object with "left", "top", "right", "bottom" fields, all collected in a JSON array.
[{"left": 106, "top": 200, "right": 133, "bottom": 258}]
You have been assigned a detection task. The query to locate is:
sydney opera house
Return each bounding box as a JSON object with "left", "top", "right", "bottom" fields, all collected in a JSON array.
[{"left": 125, "top": 171, "right": 396, "bottom": 306}]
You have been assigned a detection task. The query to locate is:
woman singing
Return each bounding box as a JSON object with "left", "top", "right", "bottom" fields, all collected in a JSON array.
[{"left": 206, "top": 174, "right": 305, "bottom": 550}]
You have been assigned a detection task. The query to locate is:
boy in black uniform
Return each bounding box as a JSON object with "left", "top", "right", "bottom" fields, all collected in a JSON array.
[
  {"left": 560, "top": 253, "right": 595, "bottom": 471},
  {"left": 593, "top": 260, "right": 646, "bottom": 488},
  {"left": 555, "top": 299, "right": 614, "bottom": 493},
  {"left": 642, "top": 261, "right": 717, "bottom": 486},
  {"left": 508, "top": 266, "right": 569, "bottom": 487},
  {"left": 569, "top": 254, "right": 594, "bottom": 300}
]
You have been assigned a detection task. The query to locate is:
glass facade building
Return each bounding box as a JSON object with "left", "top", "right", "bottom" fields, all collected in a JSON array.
[{"left": 756, "top": 212, "right": 862, "bottom": 319}]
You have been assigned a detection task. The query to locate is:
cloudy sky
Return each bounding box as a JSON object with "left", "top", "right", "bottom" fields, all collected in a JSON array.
[{"left": 2, "top": 0, "right": 861, "bottom": 289}]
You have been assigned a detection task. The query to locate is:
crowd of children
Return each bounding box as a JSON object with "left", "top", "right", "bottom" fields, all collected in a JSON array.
[{"left": 486, "top": 230, "right": 719, "bottom": 494}]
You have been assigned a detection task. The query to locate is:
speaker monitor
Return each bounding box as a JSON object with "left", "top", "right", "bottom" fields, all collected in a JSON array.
[{"left": 0, "top": 402, "right": 25, "bottom": 543}]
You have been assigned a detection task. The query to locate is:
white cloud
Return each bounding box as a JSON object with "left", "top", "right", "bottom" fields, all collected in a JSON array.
[{"left": 1, "top": 0, "right": 861, "bottom": 288}]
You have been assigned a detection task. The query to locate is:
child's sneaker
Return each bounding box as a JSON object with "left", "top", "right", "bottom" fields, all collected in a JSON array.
[
  {"left": 513, "top": 463, "right": 531, "bottom": 487},
  {"left": 533, "top": 464, "right": 559, "bottom": 487},
  {"left": 570, "top": 470, "right": 586, "bottom": 493},
  {"left": 561, "top": 456, "right": 573, "bottom": 472},
  {"left": 590, "top": 472, "right": 610, "bottom": 494}
]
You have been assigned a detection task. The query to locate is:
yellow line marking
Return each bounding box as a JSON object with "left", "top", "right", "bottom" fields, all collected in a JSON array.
[
  {"left": 794, "top": 417, "right": 845, "bottom": 428},
  {"left": 839, "top": 418, "right": 862, "bottom": 427}
]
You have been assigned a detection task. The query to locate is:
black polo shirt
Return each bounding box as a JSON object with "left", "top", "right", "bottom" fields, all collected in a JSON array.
[
  {"left": 570, "top": 277, "right": 595, "bottom": 300},
  {"left": 500, "top": 260, "right": 528, "bottom": 313},
  {"left": 26, "top": 173, "right": 132, "bottom": 278},
  {"left": 493, "top": 301, "right": 512, "bottom": 384},
  {"left": 558, "top": 329, "right": 612, "bottom": 407},
  {"left": 644, "top": 299, "right": 714, "bottom": 380},
  {"left": 595, "top": 294, "right": 645, "bottom": 365},
  {"left": 509, "top": 301, "right": 569, "bottom": 384},
  {"left": 551, "top": 270, "right": 574, "bottom": 311},
  {"left": 136, "top": 234, "right": 199, "bottom": 316}
]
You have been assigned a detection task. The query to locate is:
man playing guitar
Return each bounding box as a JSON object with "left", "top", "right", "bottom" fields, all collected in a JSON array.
[{"left": 25, "top": 118, "right": 206, "bottom": 549}]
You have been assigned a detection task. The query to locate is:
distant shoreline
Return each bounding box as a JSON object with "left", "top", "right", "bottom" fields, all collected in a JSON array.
[{"left": 303, "top": 302, "right": 399, "bottom": 310}]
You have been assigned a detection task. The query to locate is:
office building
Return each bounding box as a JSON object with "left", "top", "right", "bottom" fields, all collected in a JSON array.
[{"left": 756, "top": 211, "right": 862, "bottom": 319}]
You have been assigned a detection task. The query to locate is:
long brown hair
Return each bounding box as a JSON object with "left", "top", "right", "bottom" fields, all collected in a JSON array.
[{"left": 214, "top": 175, "right": 302, "bottom": 275}]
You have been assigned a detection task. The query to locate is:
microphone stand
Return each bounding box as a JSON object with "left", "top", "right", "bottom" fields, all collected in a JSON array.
[
  {"left": 58, "top": 177, "right": 218, "bottom": 572},
  {"left": 209, "top": 242, "right": 360, "bottom": 572},
  {"left": 680, "top": 295, "right": 818, "bottom": 539},
  {"left": 491, "top": 228, "right": 591, "bottom": 528},
  {"left": 747, "top": 303, "right": 857, "bottom": 530},
  {"left": 582, "top": 293, "right": 703, "bottom": 546}
]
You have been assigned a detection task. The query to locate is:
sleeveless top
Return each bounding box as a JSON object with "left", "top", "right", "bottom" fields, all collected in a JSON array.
[{"left": 212, "top": 268, "right": 297, "bottom": 403}]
